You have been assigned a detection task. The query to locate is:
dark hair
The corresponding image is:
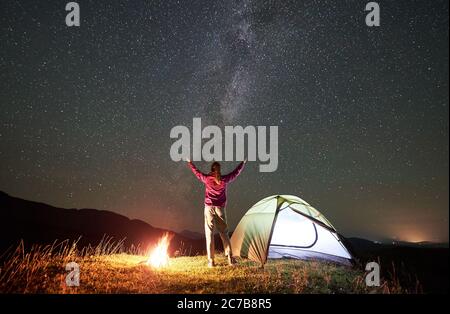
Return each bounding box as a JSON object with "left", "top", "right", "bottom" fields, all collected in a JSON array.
[{"left": 211, "top": 162, "right": 221, "bottom": 184}]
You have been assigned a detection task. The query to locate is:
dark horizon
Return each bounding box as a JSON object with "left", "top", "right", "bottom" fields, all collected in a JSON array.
[
  {"left": 1, "top": 1, "right": 448, "bottom": 243},
  {"left": 1, "top": 189, "right": 448, "bottom": 246}
]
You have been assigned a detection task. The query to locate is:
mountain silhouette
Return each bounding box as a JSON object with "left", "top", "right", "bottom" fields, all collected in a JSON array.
[
  {"left": 0, "top": 191, "right": 205, "bottom": 255},
  {"left": 180, "top": 230, "right": 204, "bottom": 240}
]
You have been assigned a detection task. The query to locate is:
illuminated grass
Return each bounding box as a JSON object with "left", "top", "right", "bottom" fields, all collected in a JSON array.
[{"left": 0, "top": 240, "right": 406, "bottom": 294}]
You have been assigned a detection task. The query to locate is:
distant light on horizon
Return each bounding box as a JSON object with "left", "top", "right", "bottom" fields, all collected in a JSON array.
[{"left": 390, "top": 228, "right": 444, "bottom": 244}]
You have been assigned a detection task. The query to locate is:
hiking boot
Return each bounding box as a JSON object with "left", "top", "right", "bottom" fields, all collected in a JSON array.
[
  {"left": 207, "top": 260, "right": 216, "bottom": 268},
  {"left": 227, "top": 255, "right": 237, "bottom": 266}
]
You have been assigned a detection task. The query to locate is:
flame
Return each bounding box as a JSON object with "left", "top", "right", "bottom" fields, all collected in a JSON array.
[{"left": 147, "top": 233, "right": 172, "bottom": 268}]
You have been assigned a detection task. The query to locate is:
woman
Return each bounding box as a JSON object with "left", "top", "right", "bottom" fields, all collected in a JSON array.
[{"left": 187, "top": 158, "right": 246, "bottom": 267}]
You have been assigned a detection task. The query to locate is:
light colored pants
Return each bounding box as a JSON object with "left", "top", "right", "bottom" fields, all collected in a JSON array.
[{"left": 204, "top": 205, "right": 232, "bottom": 262}]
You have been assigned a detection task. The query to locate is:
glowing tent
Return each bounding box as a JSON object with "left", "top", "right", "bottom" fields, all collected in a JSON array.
[{"left": 230, "top": 195, "right": 353, "bottom": 266}]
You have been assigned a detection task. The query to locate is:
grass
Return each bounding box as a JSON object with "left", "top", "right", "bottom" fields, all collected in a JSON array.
[{"left": 0, "top": 238, "right": 409, "bottom": 294}]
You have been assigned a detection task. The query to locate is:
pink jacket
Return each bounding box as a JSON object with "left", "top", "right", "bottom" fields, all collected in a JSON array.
[{"left": 188, "top": 161, "right": 245, "bottom": 207}]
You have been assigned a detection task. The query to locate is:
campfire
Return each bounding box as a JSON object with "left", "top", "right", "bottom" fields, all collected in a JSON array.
[{"left": 147, "top": 233, "right": 172, "bottom": 268}]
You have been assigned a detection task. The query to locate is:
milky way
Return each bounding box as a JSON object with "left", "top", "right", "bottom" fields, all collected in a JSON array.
[{"left": 0, "top": 0, "right": 448, "bottom": 242}]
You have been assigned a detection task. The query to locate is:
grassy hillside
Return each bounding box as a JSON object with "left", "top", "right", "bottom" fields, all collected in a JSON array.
[{"left": 0, "top": 240, "right": 408, "bottom": 294}]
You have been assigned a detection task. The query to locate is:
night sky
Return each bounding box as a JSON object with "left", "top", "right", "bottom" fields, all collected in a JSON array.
[{"left": 1, "top": 0, "right": 448, "bottom": 242}]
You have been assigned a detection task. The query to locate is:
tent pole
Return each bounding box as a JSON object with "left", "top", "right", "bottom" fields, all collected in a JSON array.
[{"left": 263, "top": 195, "right": 284, "bottom": 265}]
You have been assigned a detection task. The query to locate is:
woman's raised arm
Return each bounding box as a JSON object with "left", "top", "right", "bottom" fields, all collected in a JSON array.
[{"left": 187, "top": 160, "right": 208, "bottom": 183}]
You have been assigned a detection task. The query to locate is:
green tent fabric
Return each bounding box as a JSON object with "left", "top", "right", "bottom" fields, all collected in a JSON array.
[{"left": 231, "top": 195, "right": 353, "bottom": 266}]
